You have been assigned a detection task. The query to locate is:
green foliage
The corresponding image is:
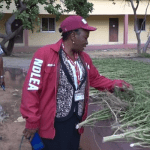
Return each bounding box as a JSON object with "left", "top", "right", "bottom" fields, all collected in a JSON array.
[
  {"left": 5, "top": 0, "right": 12, "bottom": 9},
  {"left": 64, "top": 0, "right": 93, "bottom": 18},
  {"left": 17, "top": 3, "right": 40, "bottom": 32},
  {"left": 0, "top": 1, "right": 4, "bottom": 20},
  {"left": 0, "top": 0, "right": 94, "bottom": 32},
  {"left": 0, "top": 3, "right": 3, "bottom": 9},
  {"left": 44, "top": 4, "right": 62, "bottom": 21},
  {"left": 38, "top": 0, "right": 48, "bottom": 5},
  {"left": 0, "top": 12, "right": 4, "bottom": 20},
  {"left": 0, "top": 0, "right": 11, "bottom": 9}
]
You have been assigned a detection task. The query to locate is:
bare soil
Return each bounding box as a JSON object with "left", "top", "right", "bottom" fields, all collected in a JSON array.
[
  {"left": 0, "top": 88, "right": 31, "bottom": 150},
  {"left": 0, "top": 48, "right": 150, "bottom": 150}
]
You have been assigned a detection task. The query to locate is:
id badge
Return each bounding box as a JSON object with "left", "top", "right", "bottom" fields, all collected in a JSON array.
[{"left": 75, "top": 90, "right": 84, "bottom": 102}]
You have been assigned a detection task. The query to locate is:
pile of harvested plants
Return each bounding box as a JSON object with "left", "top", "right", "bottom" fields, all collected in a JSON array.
[{"left": 76, "top": 58, "right": 150, "bottom": 148}]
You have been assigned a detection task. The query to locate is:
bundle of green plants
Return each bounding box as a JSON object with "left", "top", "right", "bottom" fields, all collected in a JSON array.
[
  {"left": 103, "top": 88, "right": 150, "bottom": 148},
  {"left": 77, "top": 58, "right": 150, "bottom": 148},
  {"left": 76, "top": 88, "right": 134, "bottom": 129},
  {"left": 76, "top": 90, "right": 128, "bottom": 129}
]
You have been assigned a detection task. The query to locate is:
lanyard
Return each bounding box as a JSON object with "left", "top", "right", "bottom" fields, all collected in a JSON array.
[
  {"left": 62, "top": 43, "right": 81, "bottom": 85},
  {"left": 59, "top": 48, "right": 87, "bottom": 91}
]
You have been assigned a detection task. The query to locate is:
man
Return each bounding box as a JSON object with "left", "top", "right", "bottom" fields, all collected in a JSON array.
[{"left": 20, "top": 15, "right": 131, "bottom": 150}]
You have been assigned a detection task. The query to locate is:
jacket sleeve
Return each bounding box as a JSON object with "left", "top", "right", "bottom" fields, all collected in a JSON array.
[
  {"left": 20, "top": 48, "right": 46, "bottom": 129},
  {"left": 88, "top": 56, "right": 130, "bottom": 92}
]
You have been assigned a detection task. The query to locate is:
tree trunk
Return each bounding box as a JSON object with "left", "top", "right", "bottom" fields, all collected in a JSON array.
[
  {"left": 0, "top": 2, "right": 26, "bottom": 56},
  {"left": 136, "top": 32, "right": 141, "bottom": 54},
  {"left": 143, "top": 36, "right": 150, "bottom": 53},
  {"left": 6, "top": 38, "right": 15, "bottom": 56},
  {"left": 0, "top": 25, "right": 23, "bottom": 55},
  {"left": 130, "top": 0, "right": 142, "bottom": 54}
]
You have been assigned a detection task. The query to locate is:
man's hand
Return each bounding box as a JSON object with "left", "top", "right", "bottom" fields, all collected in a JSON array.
[
  {"left": 23, "top": 128, "right": 38, "bottom": 142},
  {"left": 122, "top": 82, "right": 133, "bottom": 91},
  {"left": 114, "top": 80, "right": 133, "bottom": 91}
]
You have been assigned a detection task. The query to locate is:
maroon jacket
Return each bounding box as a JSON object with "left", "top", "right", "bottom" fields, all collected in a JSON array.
[{"left": 20, "top": 39, "right": 128, "bottom": 139}]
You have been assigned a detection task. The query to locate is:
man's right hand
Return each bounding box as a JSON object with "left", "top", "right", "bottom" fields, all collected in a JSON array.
[{"left": 23, "top": 128, "right": 38, "bottom": 142}]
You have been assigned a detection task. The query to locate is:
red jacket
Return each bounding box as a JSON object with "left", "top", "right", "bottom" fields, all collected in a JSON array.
[{"left": 20, "top": 39, "right": 128, "bottom": 139}]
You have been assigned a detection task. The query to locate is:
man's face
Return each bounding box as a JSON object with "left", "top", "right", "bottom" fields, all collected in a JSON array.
[{"left": 72, "top": 29, "right": 89, "bottom": 53}]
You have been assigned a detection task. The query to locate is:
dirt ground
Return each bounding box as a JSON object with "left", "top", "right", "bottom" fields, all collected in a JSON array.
[
  {"left": 0, "top": 48, "right": 150, "bottom": 150},
  {"left": 0, "top": 88, "right": 31, "bottom": 150}
]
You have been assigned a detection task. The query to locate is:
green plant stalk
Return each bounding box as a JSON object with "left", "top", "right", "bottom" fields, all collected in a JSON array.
[
  {"left": 119, "top": 110, "right": 149, "bottom": 124},
  {"left": 130, "top": 134, "right": 150, "bottom": 142},
  {"left": 76, "top": 114, "right": 112, "bottom": 129},
  {"left": 143, "top": 133, "right": 150, "bottom": 138},
  {"left": 112, "top": 116, "right": 148, "bottom": 133},
  {"left": 130, "top": 142, "right": 150, "bottom": 148},
  {"left": 119, "top": 111, "right": 149, "bottom": 124},
  {"left": 103, "top": 128, "right": 150, "bottom": 143}
]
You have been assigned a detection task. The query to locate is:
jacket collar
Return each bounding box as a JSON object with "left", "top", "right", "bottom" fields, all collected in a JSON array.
[{"left": 51, "top": 38, "right": 63, "bottom": 52}]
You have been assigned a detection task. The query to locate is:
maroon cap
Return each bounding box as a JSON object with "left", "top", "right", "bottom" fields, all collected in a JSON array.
[{"left": 60, "top": 15, "right": 97, "bottom": 33}]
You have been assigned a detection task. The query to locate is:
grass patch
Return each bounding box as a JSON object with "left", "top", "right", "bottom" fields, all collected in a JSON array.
[
  {"left": 139, "top": 53, "right": 150, "bottom": 58},
  {"left": 92, "top": 58, "right": 150, "bottom": 96}
]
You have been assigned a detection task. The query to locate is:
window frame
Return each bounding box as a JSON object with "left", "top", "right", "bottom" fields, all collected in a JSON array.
[
  {"left": 41, "top": 17, "right": 56, "bottom": 33},
  {"left": 137, "top": 18, "right": 146, "bottom": 32}
]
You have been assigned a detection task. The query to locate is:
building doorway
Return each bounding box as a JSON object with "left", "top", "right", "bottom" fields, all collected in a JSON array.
[{"left": 109, "top": 18, "right": 119, "bottom": 42}]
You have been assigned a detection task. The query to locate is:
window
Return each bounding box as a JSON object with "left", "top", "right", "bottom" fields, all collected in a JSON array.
[
  {"left": 42, "top": 18, "right": 55, "bottom": 32},
  {"left": 137, "top": 18, "right": 145, "bottom": 31}
]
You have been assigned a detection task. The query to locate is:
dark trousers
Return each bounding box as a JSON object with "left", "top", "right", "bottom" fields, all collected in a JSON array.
[{"left": 41, "top": 114, "right": 81, "bottom": 150}]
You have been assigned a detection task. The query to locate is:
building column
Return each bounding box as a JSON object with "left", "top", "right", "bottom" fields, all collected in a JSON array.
[
  {"left": 124, "top": 14, "right": 129, "bottom": 46},
  {"left": 24, "top": 29, "right": 29, "bottom": 47}
]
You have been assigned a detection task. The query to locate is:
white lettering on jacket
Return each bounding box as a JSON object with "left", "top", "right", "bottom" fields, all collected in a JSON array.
[
  {"left": 28, "top": 58, "right": 43, "bottom": 90},
  {"left": 86, "top": 63, "right": 90, "bottom": 69},
  {"left": 47, "top": 64, "right": 55, "bottom": 67}
]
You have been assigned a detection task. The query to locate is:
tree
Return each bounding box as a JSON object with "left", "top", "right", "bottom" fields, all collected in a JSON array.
[
  {"left": 0, "top": 0, "right": 94, "bottom": 56},
  {"left": 111, "top": 0, "right": 150, "bottom": 54}
]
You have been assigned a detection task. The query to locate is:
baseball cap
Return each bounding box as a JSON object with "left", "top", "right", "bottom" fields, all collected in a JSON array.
[{"left": 60, "top": 15, "right": 97, "bottom": 33}]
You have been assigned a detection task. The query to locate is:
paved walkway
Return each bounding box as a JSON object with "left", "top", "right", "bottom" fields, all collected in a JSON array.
[
  {"left": 3, "top": 53, "right": 33, "bottom": 69},
  {"left": 3, "top": 51, "right": 150, "bottom": 69}
]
